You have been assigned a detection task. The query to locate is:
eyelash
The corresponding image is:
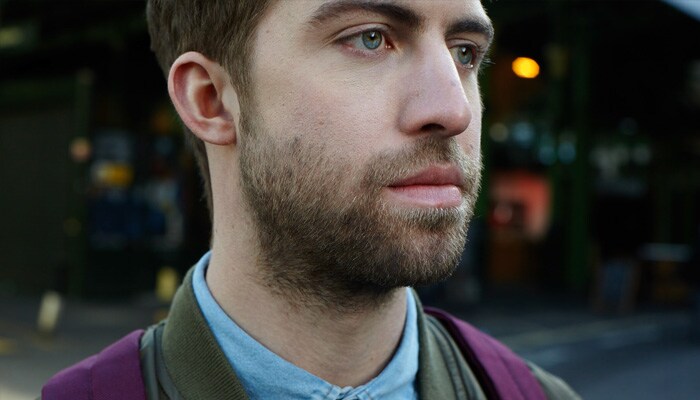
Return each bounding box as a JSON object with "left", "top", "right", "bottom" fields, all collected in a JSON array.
[
  {"left": 337, "top": 27, "right": 394, "bottom": 58},
  {"left": 337, "top": 28, "right": 488, "bottom": 72},
  {"left": 449, "top": 43, "right": 483, "bottom": 70}
]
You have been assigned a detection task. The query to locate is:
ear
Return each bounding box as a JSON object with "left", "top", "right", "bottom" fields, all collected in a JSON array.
[{"left": 167, "top": 51, "right": 240, "bottom": 145}]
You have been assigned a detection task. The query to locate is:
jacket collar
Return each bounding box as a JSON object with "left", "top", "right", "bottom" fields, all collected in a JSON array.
[
  {"left": 161, "top": 267, "right": 466, "bottom": 399},
  {"left": 162, "top": 267, "right": 249, "bottom": 399}
]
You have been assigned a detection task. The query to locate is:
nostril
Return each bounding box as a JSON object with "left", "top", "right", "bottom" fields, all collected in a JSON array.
[{"left": 421, "top": 123, "right": 445, "bottom": 132}]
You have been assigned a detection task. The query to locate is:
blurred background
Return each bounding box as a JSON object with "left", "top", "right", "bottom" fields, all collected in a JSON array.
[{"left": 1, "top": 0, "right": 699, "bottom": 398}]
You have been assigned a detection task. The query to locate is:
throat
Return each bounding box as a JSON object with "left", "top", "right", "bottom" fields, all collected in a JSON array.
[
  {"left": 217, "top": 259, "right": 409, "bottom": 387},
  {"left": 269, "top": 286, "right": 409, "bottom": 388}
]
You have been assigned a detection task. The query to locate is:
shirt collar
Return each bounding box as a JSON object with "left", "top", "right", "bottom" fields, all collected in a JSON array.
[{"left": 192, "top": 251, "right": 418, "bottom": 400}]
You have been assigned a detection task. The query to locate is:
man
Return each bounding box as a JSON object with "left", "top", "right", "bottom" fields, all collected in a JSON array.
[{"left": 43, "top": 1, "right": 580, "bottom": 398}]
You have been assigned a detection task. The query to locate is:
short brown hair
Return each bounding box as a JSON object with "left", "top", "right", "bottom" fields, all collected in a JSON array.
[{"left": 146, "top": 0, "right": 275, "bottom": 218}]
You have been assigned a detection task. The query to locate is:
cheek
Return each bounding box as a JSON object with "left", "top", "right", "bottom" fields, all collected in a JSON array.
[
  {"left": 463, "top": 121, "right": 482, "bottom": 155},
  {"left": 454, "top": 119, "right": 481, "bottom": 158},
  {"left": 462, "top": 81, "right": 483, "bottom": 155},
  {"left": 260, "top": 75, "right": 391, "bottom": 162}
]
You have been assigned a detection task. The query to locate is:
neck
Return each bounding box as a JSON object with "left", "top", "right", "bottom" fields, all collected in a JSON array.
[{"left": 206, "top": 244, "right": 409, "bottom": 387}]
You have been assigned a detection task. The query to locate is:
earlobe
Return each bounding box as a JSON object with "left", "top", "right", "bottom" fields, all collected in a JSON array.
[{"left": 168, "top": 52, "right": 239, "bottom": 145}]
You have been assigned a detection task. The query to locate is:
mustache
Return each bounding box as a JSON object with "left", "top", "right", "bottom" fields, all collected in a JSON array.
[{"left": 362, "top": 137, "right": 480, "bottom": 191}]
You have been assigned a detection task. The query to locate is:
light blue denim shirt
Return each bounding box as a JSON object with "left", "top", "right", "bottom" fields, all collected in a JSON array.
[{"left": 192, "top": 251, "right": 419, "bottom": 400}]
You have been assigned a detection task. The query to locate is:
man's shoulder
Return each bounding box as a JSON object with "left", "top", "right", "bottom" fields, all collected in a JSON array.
[
  {"left": 422, "top": 306, "right": 580, "bottom": 400},
  {"left": 40, "top": 329, "right": 148, "bottom": 400},
  {"left": 527, "top": 363, "right": 582, "bottom": 400}
]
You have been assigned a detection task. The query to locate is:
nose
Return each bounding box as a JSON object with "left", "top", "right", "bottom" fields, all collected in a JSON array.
[{"left": 397, "top": 46, "right": 473, "bottom": 138}]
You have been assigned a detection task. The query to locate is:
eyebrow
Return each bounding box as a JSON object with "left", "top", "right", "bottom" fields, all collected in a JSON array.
[
  {"left": 446, "top": 18, "right": 494, "bottom": 43},
  {"left": 307, "top": 0, "right": 494, "bottom": 43},
  {"left": 308, "top": 0, "right": 423, "bottom": 31}
]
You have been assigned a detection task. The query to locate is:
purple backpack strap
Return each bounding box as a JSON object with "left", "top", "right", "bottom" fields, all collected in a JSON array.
[
  {"left": 42, "top": 329, "right": 147, "bottom": 400},
  {"left": 424, "top": 307, "right": 547, "bottom": 400}
]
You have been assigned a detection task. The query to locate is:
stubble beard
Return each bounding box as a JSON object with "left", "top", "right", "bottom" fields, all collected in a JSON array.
[{"left": 239, "top": 115, "right": 482, "bottom": 313}]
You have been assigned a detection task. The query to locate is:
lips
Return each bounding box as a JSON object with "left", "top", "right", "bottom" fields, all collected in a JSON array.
[
  {"left": 385, "top": 165, "right": 464, "bottom": 208},
  {"left": 388, "top": 165, "right": 464, "bottom": 189}
]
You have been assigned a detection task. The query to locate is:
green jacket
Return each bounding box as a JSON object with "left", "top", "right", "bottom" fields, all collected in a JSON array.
[{"left": 139, "top": 269, "right": 580, "bottom": 399}]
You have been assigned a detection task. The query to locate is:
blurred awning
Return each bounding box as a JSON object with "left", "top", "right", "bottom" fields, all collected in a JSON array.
[{"left": 663, "top": 0, "right": 700, "bottom": 22}]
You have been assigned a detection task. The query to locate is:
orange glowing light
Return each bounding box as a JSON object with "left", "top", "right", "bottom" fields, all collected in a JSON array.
[{"left": 512, "top": 57, "right": 540, "bottom": 79}]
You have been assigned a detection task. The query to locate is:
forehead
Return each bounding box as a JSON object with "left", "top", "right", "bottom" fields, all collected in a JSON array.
[{"left": 264, "top": 0, "right": 491, "bottom": 36}]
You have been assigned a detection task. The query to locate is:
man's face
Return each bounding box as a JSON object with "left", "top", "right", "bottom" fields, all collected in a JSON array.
[{"left": 237, "top": 0, "right": 492, "bottom": 307}]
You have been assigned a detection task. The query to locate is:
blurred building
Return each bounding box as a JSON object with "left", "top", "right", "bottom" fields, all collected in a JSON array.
[
  {"left": 1, "top": 1, "right": 699, "bottom": 304},
  {"left": 0, "top": 1, "right": 209, "bottom": 298},
  {"left": 481, "top": 0, "right": 700, "bottom": 307}
]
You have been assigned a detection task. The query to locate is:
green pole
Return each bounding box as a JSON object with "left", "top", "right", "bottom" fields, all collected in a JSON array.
[{"left": 566, "top": 15, "right": 592, "bottom": 291}]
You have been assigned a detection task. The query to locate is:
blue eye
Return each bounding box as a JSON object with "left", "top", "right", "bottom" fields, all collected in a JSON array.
[
  {"left": 451, "top": 45, "right": 476, "bottom": 68},
  {"left": 361, "top": 31, "right": 383, "bottom": 50}
]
